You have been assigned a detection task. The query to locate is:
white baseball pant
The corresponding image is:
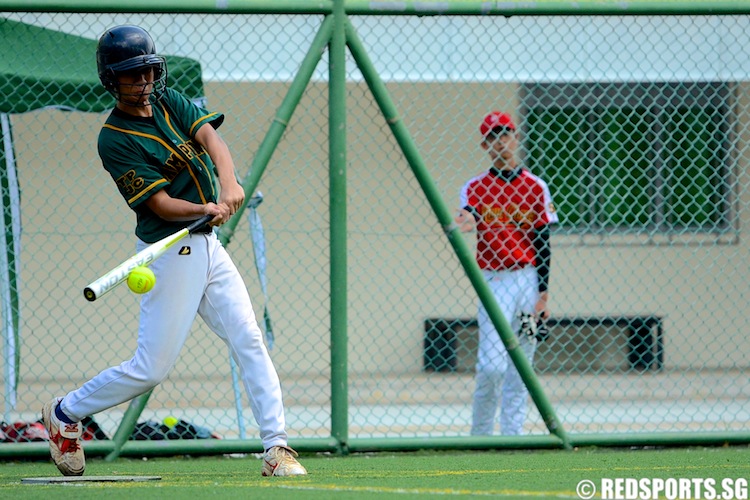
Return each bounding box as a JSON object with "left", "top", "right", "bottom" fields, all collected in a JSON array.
[
  {"left": 471, "top": 266, "right": 538, "bottom": 436},
  {"left": 60, "top": 232, "right": 289, "bottom": 450}
]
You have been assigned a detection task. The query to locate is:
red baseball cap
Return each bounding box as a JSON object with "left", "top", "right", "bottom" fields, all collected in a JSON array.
[{"left": 479, "top": 111, "right": 516, "bottom": 137}]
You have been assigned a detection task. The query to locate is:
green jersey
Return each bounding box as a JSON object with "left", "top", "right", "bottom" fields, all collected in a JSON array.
[{"left": 98, "top": 88, "right": 224, "bottom": 243}]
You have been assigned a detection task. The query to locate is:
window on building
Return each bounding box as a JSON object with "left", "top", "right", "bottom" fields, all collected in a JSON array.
[{"left": 521, "top": 82, "right": 734, "bottom": 235}]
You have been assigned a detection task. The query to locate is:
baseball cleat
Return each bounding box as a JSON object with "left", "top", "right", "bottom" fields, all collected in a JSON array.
[
  {"left": 41, "top": 397, "right": 85, "bottom": 476},
  {"left": 262, "top": 446, "right": 307, "bottom": 476}
]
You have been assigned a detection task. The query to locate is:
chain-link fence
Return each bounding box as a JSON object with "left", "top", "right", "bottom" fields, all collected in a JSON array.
[{"left": 1, "top": 4, "right": 749, "bottom": 455}]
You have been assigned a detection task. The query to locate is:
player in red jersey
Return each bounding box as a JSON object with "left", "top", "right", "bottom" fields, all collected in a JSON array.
[{"left": 455, "top": 111, "right": 558, "bottom": 435}]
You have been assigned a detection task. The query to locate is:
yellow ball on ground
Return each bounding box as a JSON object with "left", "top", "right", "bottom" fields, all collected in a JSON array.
[
  {"left": 127, "top": 266, "right": 156, "bottom": 294},
  {"left": 163, "top": 416, "right": 178, "bottom": 429}
]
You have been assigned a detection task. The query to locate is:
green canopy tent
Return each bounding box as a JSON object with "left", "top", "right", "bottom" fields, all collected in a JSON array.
[{"left": 0, "top": 18, "right": 205, "bottom": 416}]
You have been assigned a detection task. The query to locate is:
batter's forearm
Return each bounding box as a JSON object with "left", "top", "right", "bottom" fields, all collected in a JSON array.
[
  {"left": 196, "top": 122, "right": 238, "bottom": 186},
  {"left": 212, "top": 146, "right": 237, "bottom": 187},
  {"left": 145, "top": 191, "right": 219, "bottom": 221}
]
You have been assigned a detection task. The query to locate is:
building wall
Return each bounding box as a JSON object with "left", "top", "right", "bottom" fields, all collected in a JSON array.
[{"left": 8, "top": 79, "right": 749, "bottom": 386}]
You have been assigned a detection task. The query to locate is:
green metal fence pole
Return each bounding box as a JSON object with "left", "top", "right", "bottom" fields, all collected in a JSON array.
[
  {"left": 0, "top": 436, "right": 339, "bottom": 460},
  {"left": 342, "top": 0, "right": 750, "bottom": 15},
  {"left": 329, "top": 0, "right": 349, "bottom": 454},
  {"left": 217, "top": 15, "right": 333, "bottom": 247},
  {"left": 0, "top": 114, "right": 20, "bottom": 421},
  {"left": 344, "top": 18, "right": 570, "bottom": 448},
  {"left": 3, "top": 0, "right": 750, "bottom": 15},
  {"left": 348, "top": 435, "right": 564, "bottom": 452},
  {"left": 0, "top": 0, "right": 333, "bottom": 14},
  {"left": 104, "top": 390, "right": 152, "bottom": 461},
  {"left": 6, "top": 430, "right": 750, "bottom": 460}
]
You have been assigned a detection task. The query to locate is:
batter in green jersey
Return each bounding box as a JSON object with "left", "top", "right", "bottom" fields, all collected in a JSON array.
[
  {"left": 99, "top": 88, "right": 225, "bottom": 242},
  {"left": 41, "top": 25, "right": 307, "bottom": 478}
]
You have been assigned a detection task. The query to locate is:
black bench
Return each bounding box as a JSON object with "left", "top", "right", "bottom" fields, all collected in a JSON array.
[{"left": 423, "top": 315, "right": 664, "bottom": 373}]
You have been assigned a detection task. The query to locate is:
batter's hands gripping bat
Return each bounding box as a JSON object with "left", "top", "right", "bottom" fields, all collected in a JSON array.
[{"left": 83, "top": 214, "right": 213, "bottom": 302}]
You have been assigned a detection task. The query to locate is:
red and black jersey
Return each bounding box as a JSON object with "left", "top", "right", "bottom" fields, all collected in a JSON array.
[{"left": 459, "top": 167, "right": 558, "bottom": 271}]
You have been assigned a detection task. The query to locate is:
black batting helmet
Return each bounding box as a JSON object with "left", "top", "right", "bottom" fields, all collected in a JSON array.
[{"left": 96, "top": 25, "right": 167, "bottom": 104}]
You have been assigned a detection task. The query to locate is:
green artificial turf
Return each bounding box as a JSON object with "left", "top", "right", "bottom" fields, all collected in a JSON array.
[{"left": 1, "top": 446, "right": 748, "bottom": 499}]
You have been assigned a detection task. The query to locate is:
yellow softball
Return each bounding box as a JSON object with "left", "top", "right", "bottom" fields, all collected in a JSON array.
[
  {"left": 163, "top": 416, "right": 178, "bottom": 429},
  {"left": 127, "top": 266, "right": 156, "bottom": 294}
]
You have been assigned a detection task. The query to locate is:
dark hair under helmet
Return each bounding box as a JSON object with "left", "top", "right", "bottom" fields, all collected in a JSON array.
[{"left": 96, "top": 25, "right": 167, "bottom": 104}]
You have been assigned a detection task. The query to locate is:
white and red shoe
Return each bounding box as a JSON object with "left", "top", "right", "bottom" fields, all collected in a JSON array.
[
  {"left": 262, "top": 446, "right": 307, "bottom": 476},
  {"left": 41, "top": 397, "right": 85, "bottom": 476}
]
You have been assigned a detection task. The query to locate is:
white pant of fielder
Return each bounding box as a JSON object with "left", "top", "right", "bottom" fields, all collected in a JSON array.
[
  {"left": 60, "top": 232, "right": 289, "bottom": 450},
  {"left": 471, "top": 266, "right": 538, "bottom": 436}
]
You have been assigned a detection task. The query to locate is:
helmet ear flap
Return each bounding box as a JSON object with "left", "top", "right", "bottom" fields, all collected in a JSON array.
[{"left": 101, "top": 67, "right": 117, "bottom": 92}]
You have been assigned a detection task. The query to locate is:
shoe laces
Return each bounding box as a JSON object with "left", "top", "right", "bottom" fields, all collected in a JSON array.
[
  {"left": 56, "top": 433, "right": 80, "bottom": 454},
  {"left": 279, "top": 446, "right": 300, "bottom": 459}
]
